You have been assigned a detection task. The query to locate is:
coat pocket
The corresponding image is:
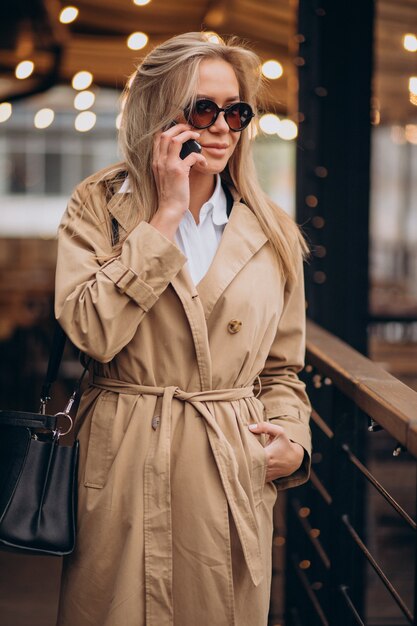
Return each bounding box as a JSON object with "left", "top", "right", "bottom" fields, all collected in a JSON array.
[
  {"left": 242, "top": 397, "right": 269, "bottom": 506},
  {"left": 246, "top": 429, "right": 268, "bottom": 507},
  {"left": 83, "top": 393, "right": 117, "bottom": 489}
]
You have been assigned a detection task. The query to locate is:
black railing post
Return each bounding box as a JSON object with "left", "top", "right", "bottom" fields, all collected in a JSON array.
[
  {"left": 284, "top": 322, "right": 417, "bottom": 626},
  {"left": 295, "top": 0, "right": 373, "bottom": 355},
  {"left": 328, "top": 394, "right": 366, "bottom": 625}
]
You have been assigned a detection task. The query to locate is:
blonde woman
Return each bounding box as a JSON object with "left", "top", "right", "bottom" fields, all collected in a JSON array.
[{"left": 55, "top": 31, "right": 312, "bottom": 626}]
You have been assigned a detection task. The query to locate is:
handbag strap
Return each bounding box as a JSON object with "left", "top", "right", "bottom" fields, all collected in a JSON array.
[{"left": 39, "top": 322, "right": 90, "bottom": 414}]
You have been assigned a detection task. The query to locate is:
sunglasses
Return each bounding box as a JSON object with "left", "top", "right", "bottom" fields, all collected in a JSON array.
[{"left": 185, "top": 99, "right": 254, "bottom": 132}]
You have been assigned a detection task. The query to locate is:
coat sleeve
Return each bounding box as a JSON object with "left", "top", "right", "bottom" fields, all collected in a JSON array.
[
  {"left": 54, "top": 180, "right": 187, "bottom": 362},
  {"left": 256, "top": 248, "right": 312, "bottom": 490}
]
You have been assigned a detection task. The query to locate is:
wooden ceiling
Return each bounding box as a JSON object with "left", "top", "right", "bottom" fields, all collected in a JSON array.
[
  {"left": 375, "top": 0, "right": 417, "bottom": 125},
  {"left": 0, "top": 0, "right": 416, "bottom": 124}
]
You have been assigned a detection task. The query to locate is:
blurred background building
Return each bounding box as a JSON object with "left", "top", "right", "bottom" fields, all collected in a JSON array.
[{"left": 0, "top": 1, "right": 416, "bottom": 625}]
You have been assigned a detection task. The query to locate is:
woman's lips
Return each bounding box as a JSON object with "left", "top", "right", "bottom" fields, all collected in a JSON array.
[{"left": 202, "top": 144, "right": 228, "bottom": 156}]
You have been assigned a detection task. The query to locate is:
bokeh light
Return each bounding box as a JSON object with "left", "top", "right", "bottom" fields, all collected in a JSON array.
[
  {"left": 75, "top": 111, "right": 97, "bottom": 132},
  {"left": 262, "top": 60, "right": 283, "bottom": 80},
  {"left": 403, "top": 33, "right": 417, "bottom": 52},
  {"left": 277, "top": 119, "right": 298, "bottom": 140},
  {"left": 74, "top": 90, "right": 95, "bottom": 110},
  {"left": 59, "top": 6, "right": 79, "bottom": 24},
  {"left": 127, "top": 32, "right": 149, "bottom": 50},
  {"left": 0, "top": 103, "right": 12, "bottom": 123},
  {"left": 259, "top": 113, "right": 281, "bottom": 134},
  {"left": 409, "top": 76, "right": 417, "bottom": 95},
  {"left": 72, "top": 71, "right": 93, "bottom": 90},
  {"left": 34, "top": 108, "right": 55, "bottom": 129},
  {"left": 15, "top": 60, "right": 34, "bottom": 79}
]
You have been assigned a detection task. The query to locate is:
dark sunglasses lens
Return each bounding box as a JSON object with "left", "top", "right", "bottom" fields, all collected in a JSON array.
[
  {"left": 225, "top": 103, "right": 253, "bottom": 130},
  {"left": 189, "top": 100, "right": 217, "bottom": 128}
]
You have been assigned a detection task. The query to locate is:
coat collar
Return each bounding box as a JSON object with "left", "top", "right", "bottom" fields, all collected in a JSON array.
[{"left": 106, "top": 178, "right": 136, "bottom": 235}]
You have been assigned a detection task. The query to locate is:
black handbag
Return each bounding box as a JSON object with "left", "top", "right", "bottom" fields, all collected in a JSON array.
[{"left": 0, "top": 323, "right": 88, "bottom": 556}]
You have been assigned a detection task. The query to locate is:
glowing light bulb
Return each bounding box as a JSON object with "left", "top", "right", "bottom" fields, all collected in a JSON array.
[
  {"left": 403, "top": 34, "right": 417, "bottom": 52},
  {"left": 75, "top": 111, "right": 96, "bottom": 132},
  {"left": 59, "top": 6, "right": 79, "bottom": 23},
  {"left": 0, "top": 102, "right": 12, "bottom": 123},
  {"left": 204, "top": 32, "right": 221, "bottom": 44},
  {"left": 261, "top": 60, "right": 283, "bottom": 80},
  {"left": 409, "top": 76, "right": 417, "bottom": 95},
  {"left": 72, "top": 71, "right": 93, "bottom": 90},
  {"left": 259, "top": 113, "right": 281, "bottom": 135},
  {"left": 74, "top": 90, "right": 95, "bottom": 110},
  {"left": 34, "top": 108, "right": 54, "bottom": 129},
  {"left": 277, "top": 119, "right": 298, "bottom": 140},
  {"left": 133, "top": 0, "right": 151, "bottom": 5},
  {"left": 15, "top": 60, "right": 34, "bottom": 79},
  {"left": 127, "top": 32, "right": 148, "bottom": 50}
]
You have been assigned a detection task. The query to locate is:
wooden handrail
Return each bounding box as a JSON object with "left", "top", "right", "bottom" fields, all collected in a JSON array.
[{"left": 306, "top": 319, "right": 417, "bottom": 457}]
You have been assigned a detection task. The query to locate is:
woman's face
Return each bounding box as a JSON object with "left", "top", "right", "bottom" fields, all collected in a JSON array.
[{"left": 188, "top": 58, "right": 242, "bottom": 176}]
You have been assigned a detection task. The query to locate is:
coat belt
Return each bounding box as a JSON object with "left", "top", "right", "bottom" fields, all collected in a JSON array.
[{"left": 91, "top": 375, "right": 264, "bottom": 624}]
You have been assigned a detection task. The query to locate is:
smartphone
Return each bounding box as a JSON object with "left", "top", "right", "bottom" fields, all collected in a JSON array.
[{"left": 169, "top": 121, "right": 202, "bottom": 160}]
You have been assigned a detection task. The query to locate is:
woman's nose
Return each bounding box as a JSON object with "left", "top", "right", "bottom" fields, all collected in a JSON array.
[{"left": 210, "top": 111, "right": 230, "bottom": 132}]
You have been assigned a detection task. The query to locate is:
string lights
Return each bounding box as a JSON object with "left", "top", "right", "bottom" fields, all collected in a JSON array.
[
  {"left": 75, "top": 111, "right": 96, "bottom": 132},
  {"left": 74, "top": 90, "right": 95, "bottom": 111},
  {"left": 34, "top": 108, "right": 55, "bottom": 129},
  {"left": 259, "top": 113, "right": 281, "bottom": 134},
  {"left": 127, "top": 32, "right": 148, "bottom": 50},
  {"left": 59, "top": 6, "right": 79, "bottom": 24},
  {"left": 261, "top": 60, "right": 283, "bottom": 80},
  {"left": 0, "top": 103, "right": 12, "bottom": 123},
  {"left": 72, "top": 71, "right": 93, "bottom": 90},
  {"left": 15, "top": 60, "right": 34, "bottom": 80},
  {"left": 403, "top": 33, "right": 417, "bottom": 52},
  {"left": 259, "top": 113, "right": 298, "bottom": 141}
]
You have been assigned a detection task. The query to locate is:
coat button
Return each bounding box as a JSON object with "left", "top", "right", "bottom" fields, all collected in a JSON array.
[{"left": 227, "top": 319, "right": 242, "bottom": 334}]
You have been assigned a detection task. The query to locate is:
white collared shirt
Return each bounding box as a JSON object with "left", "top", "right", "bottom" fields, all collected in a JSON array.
[{"left": 118, "top": 173, "right": 228, "bottom": 285}]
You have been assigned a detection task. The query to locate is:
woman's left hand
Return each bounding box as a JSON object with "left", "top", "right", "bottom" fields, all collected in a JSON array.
[{"left": 248, "top": 422, "right": 304, "bottom": 482}]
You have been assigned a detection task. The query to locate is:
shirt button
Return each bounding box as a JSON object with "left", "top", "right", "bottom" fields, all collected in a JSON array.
[{"left": 227, "top": 319, "right": 242, "bottom": 334}]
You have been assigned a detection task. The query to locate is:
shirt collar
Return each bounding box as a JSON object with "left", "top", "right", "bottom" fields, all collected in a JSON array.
[
  {"left": 210, "top": 174, "right": 228, "bottom": 226},
  {"left": 117, "top": 172, "right": 228, "bottom": 226},
  {"left": 118, "top": 176, "right": 131, "bottom": 193}
]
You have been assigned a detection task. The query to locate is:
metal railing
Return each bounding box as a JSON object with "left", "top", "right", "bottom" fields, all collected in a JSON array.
[{"left": 284, "top": 319, "right": 417, "bottom": 626}]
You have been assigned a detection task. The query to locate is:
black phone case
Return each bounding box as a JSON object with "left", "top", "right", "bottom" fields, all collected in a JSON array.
[{"left": 180, "top": 139, "right": 202, "bottom": 160}]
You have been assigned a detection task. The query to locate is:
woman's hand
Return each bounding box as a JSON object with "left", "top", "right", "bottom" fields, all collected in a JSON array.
[
  {"left": 152, "top": 123, "right": 207, "bottom": 217},
  {"left": 248, "top": 422, "right": 304, "bottom": 482}
]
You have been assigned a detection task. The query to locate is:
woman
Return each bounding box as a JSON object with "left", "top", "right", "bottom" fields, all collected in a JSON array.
[{"left": 55, "top": 32, "right": 312, "bottom": 626}]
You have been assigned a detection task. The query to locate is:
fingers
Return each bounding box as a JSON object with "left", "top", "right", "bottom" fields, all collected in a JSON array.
[
  {"left": 165, "top": 131, "right": 201, "bottom": 161},
  {"left": 182, "top": 151, "right": 207, "bottom": 169},
  {"left": 157, "top": 123, "right": 200, "bottom": 157},
  {"left": 152, "top": 127, "right": 203, "bottom": 187},
  {"left": 248, "top": 421, "right": 285, "bottom": 437},
  {"left": 153, "top": 124, "right": 193, "bottom": 163}
]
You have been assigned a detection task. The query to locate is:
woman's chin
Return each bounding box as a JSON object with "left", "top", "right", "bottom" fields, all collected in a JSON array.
[{"left": 192, "top": 158, "right": 228, "bottom": 176}]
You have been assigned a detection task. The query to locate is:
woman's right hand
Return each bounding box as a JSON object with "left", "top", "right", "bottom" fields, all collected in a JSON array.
[{"left": 150, "top": 123, "right": 207, "bottom": 240}]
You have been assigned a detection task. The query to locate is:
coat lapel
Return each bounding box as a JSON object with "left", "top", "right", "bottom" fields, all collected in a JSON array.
[{"left": 194, "top": 200, "right": 268, "bottom": 319}]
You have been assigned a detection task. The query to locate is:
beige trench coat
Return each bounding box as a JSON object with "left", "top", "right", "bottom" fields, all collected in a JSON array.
[{"left": 54, "top": 165, "right": 312, "bottom": 626}]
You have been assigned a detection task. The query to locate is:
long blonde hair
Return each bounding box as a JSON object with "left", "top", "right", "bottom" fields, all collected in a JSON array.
[{"left": 106, "top": 32, "right": 309, "bottom": 285}]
